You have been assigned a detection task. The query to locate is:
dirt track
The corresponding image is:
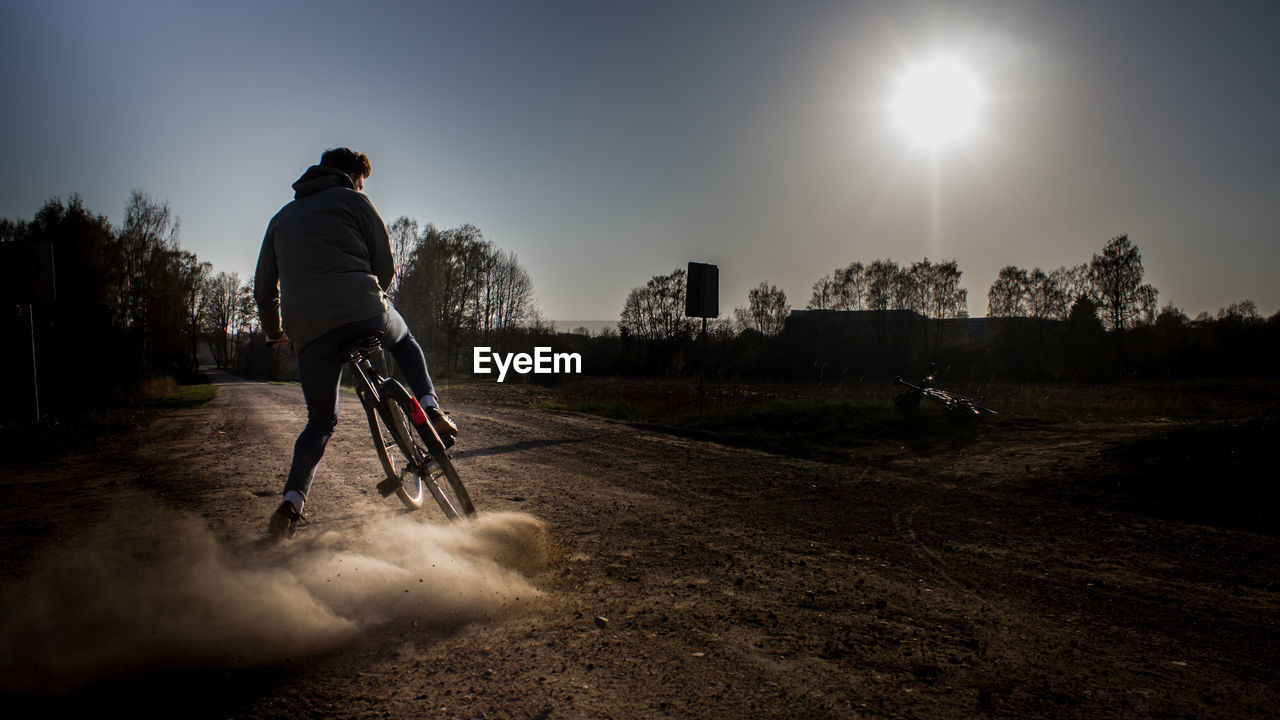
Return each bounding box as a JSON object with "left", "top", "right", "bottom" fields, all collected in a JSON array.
[{"left": 1, "top": 373, "right": 1277, "bottom": 719}]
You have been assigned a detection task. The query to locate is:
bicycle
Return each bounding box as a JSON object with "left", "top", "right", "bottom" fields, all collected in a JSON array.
[
  {"left": 344, "top": 332, "right": 476, "bottom": 520},
  {"left": 894, "top": 366, "right": 997, "bottom": 416}
]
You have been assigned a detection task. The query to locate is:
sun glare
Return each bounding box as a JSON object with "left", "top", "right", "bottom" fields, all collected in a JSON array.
[{"left": 890, "top": 57, "right": 983, "bottom": 149}]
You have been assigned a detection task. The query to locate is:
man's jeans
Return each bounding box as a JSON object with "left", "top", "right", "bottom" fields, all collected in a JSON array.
[{"left": 283, "top": 308, "right": 435, "bottom": 500}]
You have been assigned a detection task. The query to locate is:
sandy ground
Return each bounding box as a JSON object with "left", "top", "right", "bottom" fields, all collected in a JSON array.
[{"left": 1, "top": 372, "right": 1277, "bottom": 719}]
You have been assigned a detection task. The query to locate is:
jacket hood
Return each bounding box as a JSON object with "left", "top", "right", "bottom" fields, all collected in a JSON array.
[{"left": 291, "top": 165, "right": 356, "bottom": 199}]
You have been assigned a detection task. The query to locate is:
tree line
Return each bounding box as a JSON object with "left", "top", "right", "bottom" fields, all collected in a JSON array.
[
  {"left": 391, "top": 219, "right": 537, "bottom": 372},
  {"left": 560, "top": 233, "right": 1275, "bottom": 382},
  {"left": 2, "top": 193, "right": 223, "bottom": 415},
  {"left": 1, "top": 194, "right": 541, "bottom": 417},
  {"left": 4, "top": 188, "right": 1275, "bottom": 421}
]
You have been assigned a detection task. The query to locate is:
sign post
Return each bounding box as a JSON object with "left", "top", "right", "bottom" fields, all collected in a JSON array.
[
  {"left": 2, "top": 242, "right": 57, "bottom": 422},
  {"left": 685, "top": 262, "right": 719, "bottom": 411}
]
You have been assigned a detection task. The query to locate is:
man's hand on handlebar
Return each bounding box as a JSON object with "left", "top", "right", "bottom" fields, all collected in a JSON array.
[{"left": 267, "top": 333, "right": 291, "bottom": 347}]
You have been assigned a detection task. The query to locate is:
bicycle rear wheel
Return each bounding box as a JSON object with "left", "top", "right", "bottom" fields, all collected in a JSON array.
[
  {"left": 356, "top": 380, "right": 401, "bottom": 485},
  {"left": 380, "top": 381, "right": 475, "bottom": 519}
]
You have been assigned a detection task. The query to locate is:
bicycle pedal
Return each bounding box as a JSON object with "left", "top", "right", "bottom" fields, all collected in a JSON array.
[{"left": 376, "top": 476, "right": 401, "bottom": 498}]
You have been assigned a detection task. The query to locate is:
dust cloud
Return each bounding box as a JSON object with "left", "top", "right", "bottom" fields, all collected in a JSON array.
[{"left": 0, "top": 504, "right": 547, "bottom": 693}]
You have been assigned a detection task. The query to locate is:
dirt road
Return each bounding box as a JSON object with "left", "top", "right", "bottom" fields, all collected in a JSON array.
[{"left": 1, "top": 373, "right": 1277, "bottom": 719}]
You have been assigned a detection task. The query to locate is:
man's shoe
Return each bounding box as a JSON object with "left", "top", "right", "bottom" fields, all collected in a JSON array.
[
  {"left": 424, "top": 406, "right": 458, "bottom": 449},
  {"left": 268, "top": 501, "right": 303, "bottom": 541}
]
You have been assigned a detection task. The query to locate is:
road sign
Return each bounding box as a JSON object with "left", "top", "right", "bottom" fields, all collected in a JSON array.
[
  {"left": 686, "top": 262, "right": 718, "bottom": 318},
  {"left": 1, "top": 242, "right": 56, "bottom": 304}
]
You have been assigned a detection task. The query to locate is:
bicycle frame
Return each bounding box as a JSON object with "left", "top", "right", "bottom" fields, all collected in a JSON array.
[
  {"left": 344, "top": 341, "right": 420, "bottom": 478},
  {"left": 342, "top": 337, "right": 475, "bottom": 518},
  {"left": 894, "top": 371, "right": 997, "bottom": 416}
]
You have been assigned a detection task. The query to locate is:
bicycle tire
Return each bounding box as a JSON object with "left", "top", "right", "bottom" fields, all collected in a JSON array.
[
  {"left": 375, "top": 388, "right": 428, "bottom": 510},
  {"left": 380, "top": 381, "right": 476, "bottom": 519},
  {"left": 355, "top": 380, "right": 401, "bottom": 485}
]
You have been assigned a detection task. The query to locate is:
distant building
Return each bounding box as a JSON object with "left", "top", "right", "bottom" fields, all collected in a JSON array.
[
  {"left": 786, "top": 309, "right": 994, "bottom": 344},
  {"left": 787, "top": 309, "right": 926, "bottom": 329}
]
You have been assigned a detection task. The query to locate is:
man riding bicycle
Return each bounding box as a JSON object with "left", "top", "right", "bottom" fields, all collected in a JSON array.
[{"left": 255, "top": 147, "right": 457, "bottom": 540}]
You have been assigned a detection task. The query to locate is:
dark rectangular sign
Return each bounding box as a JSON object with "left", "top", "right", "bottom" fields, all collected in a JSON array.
[
  {"left": 685, "top": 261, "right": 718, "bottom": 318},
  {"left": 1, "top": 242, "right": 56, "bottom": 304}
]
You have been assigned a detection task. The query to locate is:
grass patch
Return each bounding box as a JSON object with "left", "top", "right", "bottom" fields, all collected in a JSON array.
[
  {"left": 144, "top": 382, "right": 217, "bottom": 409},
  {"left": 661, "top": 400, "right": 926, "bottom": 461},
  {"left": 534, "top": 377, "right": 1280, "bottom": 463},
  {"left": 544, "top": 393, "right": 995, "bottom": 462},
  {"left": 0, "top": 377, "right": 217, "bottom": 467},
  {"left": 1089, "top": 417, "right": 1279, "bottom": 534}
]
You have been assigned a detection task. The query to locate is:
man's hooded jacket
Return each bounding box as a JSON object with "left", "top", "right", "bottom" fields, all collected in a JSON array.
[{"left": 255, "top": 165, "right": 393, "bottom": 351}]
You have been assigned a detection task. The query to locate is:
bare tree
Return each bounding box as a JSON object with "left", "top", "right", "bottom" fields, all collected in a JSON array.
[
  {"left": 987, "top": 265, "right": 1029, "bottom": 317},
  {"left": 1089, "top": 233, "right": 1157, "bottom": 332},
  {"left": 394, "top": 222, "right": 539, "bottom": 370},
  {"left": 808, "top": 274, "right": 837, "bottom": 310},
  {"left": 1053, "top": 264, "right": 1094, "bottom": 310},
  {"left": 397, "top": 224, "right": 488, "bottom": 368},
  {"left": 833, "top": 262, "right": 867, "bottom": 310},
  {"left": 809, "top": 262, "right": 868, "bottom": 310},
  {"left": 117, "top": 190, "right": 184, "bottom": 372},
  {"left": 925, "top": 260, "right": 968, "bottom": 320},
  {"left": 905, "top": 259, "right": 934, "bottom": 316},
  {"left": 233, "top": 278, "right": 257, "bottom": 367},
  {"left": 203, "top": 271, "right": 242, "bottom": 368},
  {"left": 180, "top": 254, "right": 212, "bottom": 373},
  {"left": 734, "top": 282, "right": 790, "bottom": 336},
  {"left": 1026, "top": 268, "right": 1068, "bottom": 321},
  {"left": 865, "top": 260, "right": 900, "bottom": 311},
  {"left": 1218, "top": 299, "right": 1261, "bottom": 324},
  {"left": 909, "top": 259, "right": 968, "bottom": 351},
  {"left": 476, "top": 247, "right": 535, "bottom": 341},
  {"left": 619, "top": 268, "right": 695, "bottom": 342},
  {"left": 385, "top": 216, "right": 422, "bottom": 300}
]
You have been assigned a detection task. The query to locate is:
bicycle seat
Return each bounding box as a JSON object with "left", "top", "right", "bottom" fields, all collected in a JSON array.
[{"left": 344, "top": 332, "right": 385, "bottom": 361}]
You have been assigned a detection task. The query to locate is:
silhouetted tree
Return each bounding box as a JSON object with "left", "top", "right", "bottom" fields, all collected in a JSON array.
[
  {"left": 397, "top": 224, "right": 487, "bottom": 369},
  {"left": 476, "top": 247, "right": 535, "bottom": 342},
  {"left": 865, "top": 260, "right": 900, "bottom": 311},
  {"left": 386, "top": 215, "right": 422, "bottom": 300},
  {"left": 2, "top": 196, "right": 125, "bottom": 412},
  {"left": 116, "top": 190, "right": 187, "bottom": 373},
  {"left": 735, "top": 282, "right": 789, "bottom": 336},
  {"left": 1089, "top": 233, "right": 1157, "bottom": 332},
  {"left": 834, "top": 262, "right": 867, "bottom": 310},
  {"left": 619, "top": 268, "right": 695, "bottom": 342},
  {"left": 1028, "top": 268, "right": 1068, "bottom": 321},
  {"left": 394, "top": 221, "right": 540, "bottom": 372},
  {"left": 203, "top": 271, "right": 244, "bottom": 368},
  {"left": 176, "top": 252, "right": 211, "bottom": 375},
  {"left": 808, "top": 274, "right": 837, "bottom": 310},
  {"left": 988, "top": 265, "right": 1029, "bottom": 317},
  {"left": 1054, "top": 264, "right": 1094, "bottom": 311},
  {"left": 921, "top": 259, "right": 968, "bottom": 351},
  {"left": 3, "top": 192, "right": 210, "bottom": 411},
  {"left": 919, "top": 259, "right": 968, "bottom": 320},
  {"left": 809, "top": 262, "right": 869, "bottom": 310}
]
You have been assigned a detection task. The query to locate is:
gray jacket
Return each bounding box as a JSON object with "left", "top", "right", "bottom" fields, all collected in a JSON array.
[{"left": 255, "top": 165, "right": 393, "bottom": 351}]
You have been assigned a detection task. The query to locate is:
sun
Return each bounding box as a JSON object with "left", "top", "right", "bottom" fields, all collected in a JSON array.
[{"left": 890, "top": 57, "right": 983, "bottom": 149}]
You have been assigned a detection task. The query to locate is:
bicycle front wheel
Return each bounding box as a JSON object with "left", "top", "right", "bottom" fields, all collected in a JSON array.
[{"left": 380, "top": 381, "right": 475, "bottom": 519}]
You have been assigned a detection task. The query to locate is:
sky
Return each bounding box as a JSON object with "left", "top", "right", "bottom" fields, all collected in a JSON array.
[{"left": 3, "top": 0, "right": 1277, "bottom": 322}]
